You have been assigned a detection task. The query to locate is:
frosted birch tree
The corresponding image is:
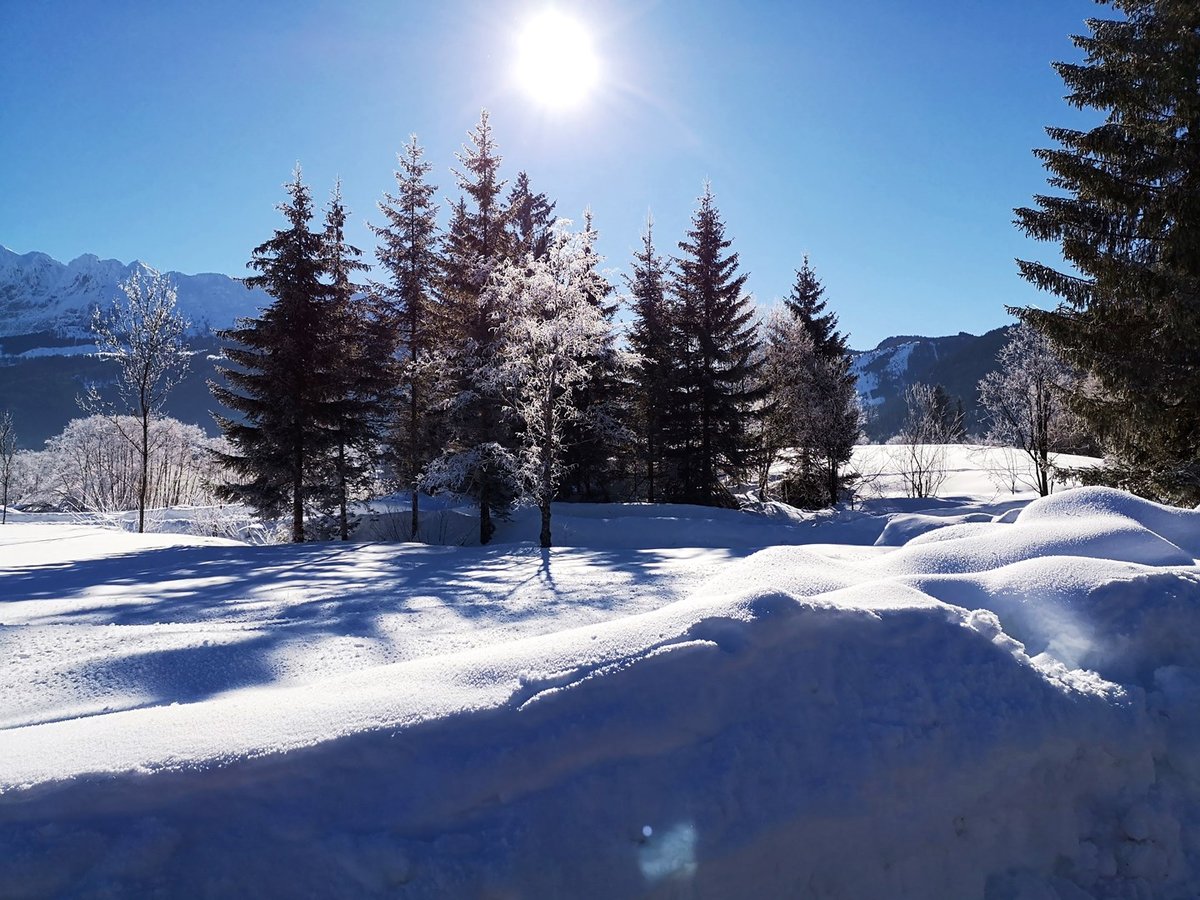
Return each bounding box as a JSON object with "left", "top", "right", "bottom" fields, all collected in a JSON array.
[
  {"left": 492, "top": 222, "right": 612, "bottom": 548},
  {"left": 85, "top": 270, "right": 190, "bottom": 532},
  {"left": 0, "top": 411, "right": 16, "bottom": 523},
  {"left": 978, "top": 325, "right": 1078, "bottom": 496}
]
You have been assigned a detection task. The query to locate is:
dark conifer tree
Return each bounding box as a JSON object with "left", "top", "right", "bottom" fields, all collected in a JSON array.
[
  {"left": 321, "top": 181, "right": 388, "bottom": 540},
  {"left": 506, "top": 170, "right": 557, "bottom": 260},
  {"left": 784, "top": 256, "right": 849, "bottom": 358},
  {"left": 372, "top": 135, "right": 441, "bottom": 539},
  {"left": 211, "top": 166, "right": 338, "bottom": 542},
  {"left": 667, "top": 185, "right": 761, "bottom": 506},
  {"left": 432, "top": 110, "right": 518, "bottom": 544},
  {"left": 1015, "top": 0, "right": 1200, "bottom": 503},
  {"left": 781, "top": 257, "right": 860, "bottom": 505},
  {"left": 625, "top": 214, "right": 676, "bottom": 502}
]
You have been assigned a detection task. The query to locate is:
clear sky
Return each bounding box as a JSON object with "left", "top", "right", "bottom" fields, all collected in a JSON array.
[{"left": 0, "top": 0, "right": 1100, "bottom": 349}]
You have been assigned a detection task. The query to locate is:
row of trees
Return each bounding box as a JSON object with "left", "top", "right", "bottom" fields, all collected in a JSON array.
[{"left": 211, "top": 111, "right": 863, "bottom": 544}]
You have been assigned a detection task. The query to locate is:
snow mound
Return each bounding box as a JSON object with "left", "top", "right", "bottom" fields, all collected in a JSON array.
[
  {"left": 2, "top": 487, "right": 1200, "bottom": 897},
  {"left": 875, "top": 510, "right": 995, "bottom": 545}
]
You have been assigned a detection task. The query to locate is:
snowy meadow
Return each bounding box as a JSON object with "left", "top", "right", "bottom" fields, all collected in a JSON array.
[{"left": 2, "top": 448, "right": 1199, "bottom": 898}]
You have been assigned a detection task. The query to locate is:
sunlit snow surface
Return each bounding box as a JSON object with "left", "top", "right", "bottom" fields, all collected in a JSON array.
[{"left": 1, "top": 476, "right": 1199, "bottom": 898}]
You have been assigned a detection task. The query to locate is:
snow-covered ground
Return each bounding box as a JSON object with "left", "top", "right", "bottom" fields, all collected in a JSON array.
[{"left": 1, "top": 451, "right": 1198, "bottom": 898}]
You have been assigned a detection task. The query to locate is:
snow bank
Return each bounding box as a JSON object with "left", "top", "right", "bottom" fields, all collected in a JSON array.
[{"left": 1, "top": 487, "right": 1199, "bottom": 898}]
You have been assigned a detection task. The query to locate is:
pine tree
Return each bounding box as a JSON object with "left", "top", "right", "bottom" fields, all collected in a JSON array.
[
  {"left": 1015, "top": 0, "right": 1200, "bottom": 503},
  {"left": 625, "top": 214, "right": 675, "bottom": 502},
  {"left": 372, "top": 135, "right": 441, "bottom": 539},
  {"left": 428, "top": 110, "right": 517, "bottom": 544},
  {"left": 211, "top": 166, "right": 338, "bottom": 542},
  {"left": 779, "top": 257, "right": 859, "bottom": 505},
  {"left": 506, "top": 170, "right": 557, "bottom": 260},
  {"left": 560, "top": 208, "right": 625, "bottom": 501},
  {"left": 321, "top": 181, "right": 388, "bottom": 540},
  {"left": 784, "top": 256, "right": 849, "bottom": 358},
  {"left": 668, "top": 185, "right": 761, "bottom": 506}
]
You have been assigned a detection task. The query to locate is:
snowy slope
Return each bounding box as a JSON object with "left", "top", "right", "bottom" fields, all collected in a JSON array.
[
  {"left": 0, "top": 245, "right": 268, "bottom": 339},
  {"left": 1, "top": 486, "right": 1199, "bottom": 897}
]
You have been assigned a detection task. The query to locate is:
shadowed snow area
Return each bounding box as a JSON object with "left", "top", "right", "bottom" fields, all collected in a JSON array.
[{"left": 1, "top": 486, "right": 1199, "bottom": 898}]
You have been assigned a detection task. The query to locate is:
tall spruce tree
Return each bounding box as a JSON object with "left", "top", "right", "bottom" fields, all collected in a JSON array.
[
  {"left": 625, "top": 215, "right": 676, "bottom": 502},
  {"left": 372, "top": 135, "right": 441, "bottom": 539},
  {"left": 211, "top": 166, "right": 338, "bottom": 542},
  {"left": 1015, "top": 0, "right": 1200, "bottom": 503},
  {"left": 506, "top": 171, "right": 557, "bottom": 260},
  {"left": 429, "top": 110, "right": 518, "bottom": 544},
  {"left": 668, "top": 185, "right": 761, "bottom": 506},
  {"left": 321, "top": 181, "right": 388, "bottom": 540},
  {"left": 780, "top": 257, "right": 860, "bottom": 505},
  {"left": 560, "top": 208, "right": 625, "bottom": 500}
]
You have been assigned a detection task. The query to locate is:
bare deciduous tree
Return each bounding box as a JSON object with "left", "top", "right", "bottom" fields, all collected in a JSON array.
[
  {"left": 85, "top": 271, "right": 190, "bottom": 532},
  {"left": 0, "top": 411, "right": 16, "bottom": 523}
]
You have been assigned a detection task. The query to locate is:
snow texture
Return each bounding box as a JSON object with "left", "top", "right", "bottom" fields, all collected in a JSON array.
[{"left": 1, "top": 485, "right": 1199, "bottom": 898}]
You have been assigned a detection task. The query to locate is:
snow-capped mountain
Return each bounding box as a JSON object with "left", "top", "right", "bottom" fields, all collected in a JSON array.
[
  {"left": 851, "top": 327, "right": 1014, "bottom": 439},
  {"left": 0, "top": 245, "right": 268, "bottom": 339}
]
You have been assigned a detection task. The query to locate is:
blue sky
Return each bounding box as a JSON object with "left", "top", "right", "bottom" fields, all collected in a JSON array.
[{"left": 0, "top": 0, "right": 1099, "bottom": 348}]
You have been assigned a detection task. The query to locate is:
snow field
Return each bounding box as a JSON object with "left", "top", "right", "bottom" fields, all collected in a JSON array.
[{"left": 0, "top": 486, "right": 1198, "bottom": 897}]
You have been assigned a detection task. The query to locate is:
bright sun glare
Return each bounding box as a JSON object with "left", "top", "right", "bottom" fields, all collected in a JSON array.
[{"left": 515, "top": 10, "right": 599, "bottom": 109}]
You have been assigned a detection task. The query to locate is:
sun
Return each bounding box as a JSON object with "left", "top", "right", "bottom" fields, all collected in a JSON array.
[{"left": 514, "top": 10, "right": 600, "bottom": 110}]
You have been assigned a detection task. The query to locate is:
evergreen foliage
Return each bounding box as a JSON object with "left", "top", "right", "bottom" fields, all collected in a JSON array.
[
  {"left": 624, "top": 215, "right": 676, "bottom": 502},
  {"left": 506, "top": 171, "right": 557, "bottom": 260},
  {"left": 372, "top": 135, "right": 442, "bottom": 539},
  {"left": 211, "top": 166, "right": 340, "bottom": 543},
  {"left": 666, "top": 185, "right": 761, "bottom": 506},
  {"left": 1014, "top": 0, "right": 1200, "bottom": 504},
  {"left": 427, "top": 111, "right": 517, "bottom": 544},
  {"left": 774, "top": 258, "right": 860, "bottom": 506}
]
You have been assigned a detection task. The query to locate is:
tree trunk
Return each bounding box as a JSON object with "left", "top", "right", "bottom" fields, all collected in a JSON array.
[
  {"left": 338, "top": 442, "right": 349, "bottom": 541},
  {"left": 293, "top": 443, "right": 305, "bottom": 543},
  {"left": 138, "top": 411, "right": 149, "bottom": 533},
  {"left": 410, "top": 351, "right": 420, "bottom": 541},
  {"left": 479, "top": 484, "right": 493, "bottom": 546}
]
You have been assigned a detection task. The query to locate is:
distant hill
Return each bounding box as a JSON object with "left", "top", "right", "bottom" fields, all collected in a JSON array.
[{"left": 851, "top": 327, "right": 1014, "bottom": 441}]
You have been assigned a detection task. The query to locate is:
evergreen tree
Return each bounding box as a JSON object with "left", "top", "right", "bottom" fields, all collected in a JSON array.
[
  {"left": 1015, "top": 0, "right": 1200, "bottom": 503},
  {"left": 506, "top": 170, "right": 557, "bottom": 260},
  {"left": 321, "top": 181, "right": 388, "bottom": 540},
  {"left": 211, "top": 166, "right": 338, "bottom": 542},
  {"left": 784, "top": 256, "right": 849, "bottom": 358},
  {"left": 624, "top": 214, "right": 676, "bottom": 502},
  {"left": 428, "top": 110, "right": 517, "bottom": 544},
  {"left": 778, "top": 257, "right": 860, "bottom": 505},
  {"left": 372, "top": 135, "right": 441, "bottom": 539},
  {"left": 667, "top": 185, "right": 761, "bottom": 506},
  {"left": 560, "top": 208, "right": 625, "bottom": 501}
]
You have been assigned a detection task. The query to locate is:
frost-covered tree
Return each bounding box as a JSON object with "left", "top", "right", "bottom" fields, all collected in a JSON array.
[
  {"left": 212, "top": 166, "right": 339, "bottom": 542},
  {"left": 492, "top": 222, "right": 613, "bottom": 547},
  {"left": 0, "top": 411, "right": 16, "bottom": 523},
  {"left": 757, "top": 308, "right": 861, "bottom": 508},
  {"left": 432, "top": 110, "right": 516, "bottom": 544},
  {"left": 1014, "top": 0, "right": 1200, "bottom": 503},
  {"left": 776, "top": 258, "right": 860, "bottom": 506},
  {"left": 84, "top": 269, "right": 190, "bottom": 533},
  {"left": 372, "top": 135, "right": 442, "bottom": 539},
  {"left": 892, "top": 382, "right": 961, "bottom": 499},
  {"left": 978, "top": 325, "right": 1079, "bottom": 496},
  {"left": 667, "top": 184, "right": 761, "bottom": 507},
  {"left": 624, "top": 215, "right": 676, "bottom": 502},
  {"left": 560, "top": 209, "right": 626, "bottom": 501}
]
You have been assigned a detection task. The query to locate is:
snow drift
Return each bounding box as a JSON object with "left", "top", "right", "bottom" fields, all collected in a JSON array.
[{"left": 0, "top": 487, "right": 1198, "bottom": 898}]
